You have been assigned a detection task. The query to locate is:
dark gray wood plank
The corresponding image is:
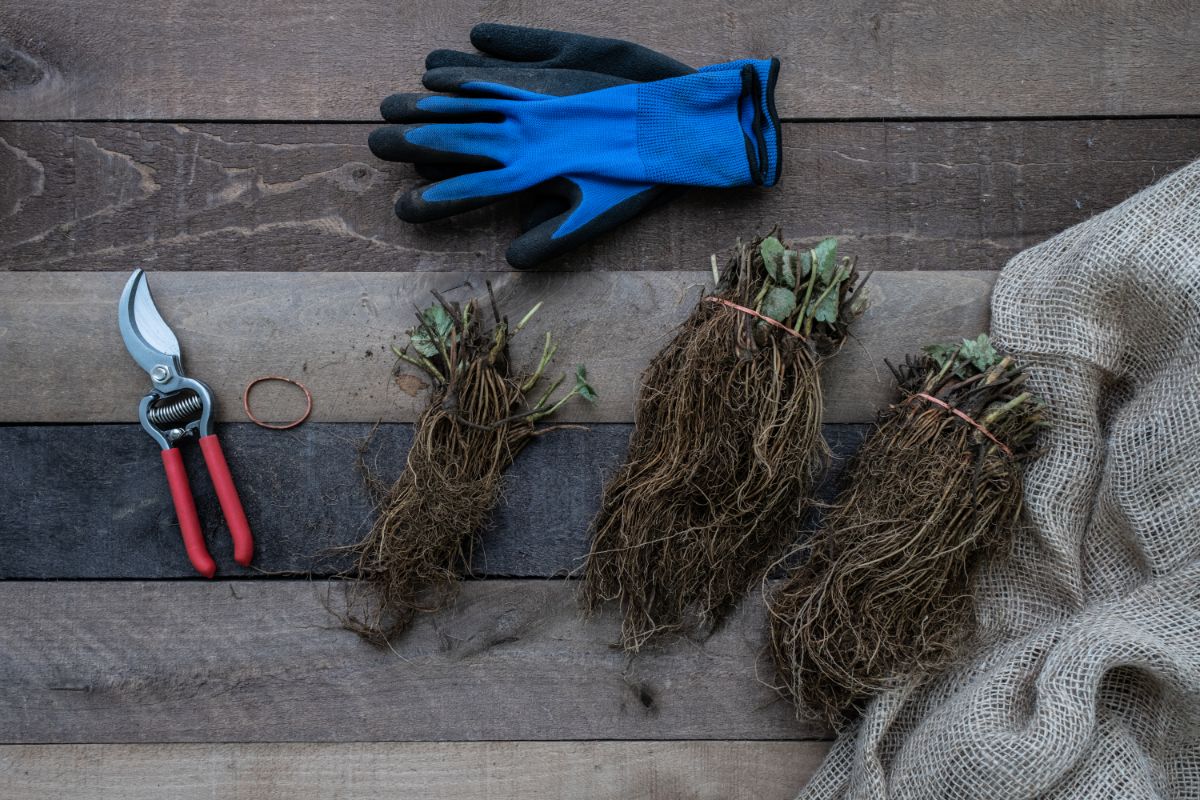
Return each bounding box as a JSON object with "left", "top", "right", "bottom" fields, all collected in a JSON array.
[
  {"left": 0, "top": 579, "right": 827, "bottom": 742},
  {"left": 2, "top": 120, "right": 1197, "bottom": 273},
  {"left": 2, "top": 1, "right": 1198, "bottom": 119},
  {"left": 0, "top": 423, "right": 867, "bottom": 580},
  {"left": 0, "top": 270, "right": 996, "bottom": 425},
  {"left": 0, "top": 741, "right": 831, "bottom": 800}
]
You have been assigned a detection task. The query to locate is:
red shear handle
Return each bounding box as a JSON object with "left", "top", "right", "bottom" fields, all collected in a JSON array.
[
  {"left": 199, "top": 435, "right": 254, "bottom": 567},
  {"left": 161, "top": 448, "right": 216, "bottom": 579}
]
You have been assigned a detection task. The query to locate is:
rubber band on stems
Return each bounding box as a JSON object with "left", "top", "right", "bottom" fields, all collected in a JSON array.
[
  {"left": 909, "top": 392, "right": 1013, "bottom": 457},
  {"left": 705, "top": 296, "right": 806, "bottom": 340},
  {"left": 243, "top": 376, "right": 313, "bottom": 430}
]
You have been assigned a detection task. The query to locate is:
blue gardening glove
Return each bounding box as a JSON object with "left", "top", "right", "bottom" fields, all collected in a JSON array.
[
  {"left": 370, "top": 57, "right": 781, "bottom": 268},
  {"left": 404, "top": 23, "right": 696, "bottom": 260}
]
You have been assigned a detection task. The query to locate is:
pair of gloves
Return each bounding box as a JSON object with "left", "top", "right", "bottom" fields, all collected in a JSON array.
[{"left": 369, "top": 24, "right": 781, "bottom": 268}]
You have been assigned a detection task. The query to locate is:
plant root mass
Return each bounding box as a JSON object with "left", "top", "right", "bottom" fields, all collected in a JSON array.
[
  {"left": 584, "top": 230, "right": 866, "bottom": 652},
  {"left": 768, "top": 335, "right": 1047, "bottom": 726}
]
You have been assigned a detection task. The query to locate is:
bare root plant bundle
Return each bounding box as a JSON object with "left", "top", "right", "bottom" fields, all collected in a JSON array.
[
  {"left": 583, "top": 231, "right": 867, "bottom": 651},
  {"left": 341, "top": 288, "right": 595, "bottom": 646},
  {"left": 768, "top": 335, "right": 1046, "bottom": 725}
]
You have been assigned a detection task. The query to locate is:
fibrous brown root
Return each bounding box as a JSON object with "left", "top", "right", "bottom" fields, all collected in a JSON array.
[
  {"left": 340, "top": 289, "right": 594, "bottom": 646},
  {"left": 767, "top": 339, "right": 1046, "bottom": 726},
  {"left": 583, "top": 231, "right": 865, "bottom": 652}
]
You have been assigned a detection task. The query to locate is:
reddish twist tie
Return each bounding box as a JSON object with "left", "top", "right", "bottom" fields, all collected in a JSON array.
[
  {"left": 910, "top": 392, "right": 1013, "bottom": 457},
  {"left": 704, "top": 296, "right": 805, "bottom": 340}
]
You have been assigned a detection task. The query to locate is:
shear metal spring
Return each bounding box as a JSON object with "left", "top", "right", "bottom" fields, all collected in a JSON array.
[{"left": 147, "top": 392, "right": 203, "bottom": 427}]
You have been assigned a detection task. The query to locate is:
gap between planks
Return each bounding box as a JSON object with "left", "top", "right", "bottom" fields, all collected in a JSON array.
[
  {"left": 0, "top": 269, "right": 996, "bottom": 425},
  {"left": 0, "top": 741, "right": 831, "bottom": 800}
]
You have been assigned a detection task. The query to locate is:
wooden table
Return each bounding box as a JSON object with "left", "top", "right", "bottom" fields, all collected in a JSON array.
[{"left": 1, "top": 3, "right": 1197, "bottom": 797}]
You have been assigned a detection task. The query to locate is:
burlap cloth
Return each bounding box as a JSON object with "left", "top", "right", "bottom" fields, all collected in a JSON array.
[{"left": 799, "top": 160, "right": 1200, "bottom": 799}]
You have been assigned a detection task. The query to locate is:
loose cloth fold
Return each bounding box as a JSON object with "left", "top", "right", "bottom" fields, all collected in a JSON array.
[{"left": 799, "top": 160, "right": 1200, "bottom": 799}]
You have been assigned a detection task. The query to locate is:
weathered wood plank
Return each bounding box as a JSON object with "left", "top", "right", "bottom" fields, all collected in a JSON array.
[
  {"left": 0, "top": 580, "right": 826, "bottom": 742},
  {"left": 0, "top": 270, "right": 992, "bottom": 424},
  {"left": 2, "top": 120, "right": 1197, "bottom": 273},
  {"left": 0, "top": 741, "right": 830, "bottom": 800},
  {"left": 2, "top": 1, "right": 1198, "bottom": 119},
  {"left": 0, "top": 423, "right": 867, "bottom": 579}
]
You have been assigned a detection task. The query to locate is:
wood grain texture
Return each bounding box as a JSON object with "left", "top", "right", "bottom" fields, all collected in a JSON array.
[
  {"left": 0, "top": 741, "right": 830, "bottom": 800},
  {"left": 2, "top": 120, "right": 1197, "bottom": 273},
  {"left": 0, "top": 580, "right": 827, "bottom": 743},
  {"left": 2, "top": 1, "right": 1198, "bottom": 119},
  {"left": 0, "top": 423, "right": 868, "bottom": 579},
  {"left": 0, "top": 270, "right": 992, "bottom": 424}
]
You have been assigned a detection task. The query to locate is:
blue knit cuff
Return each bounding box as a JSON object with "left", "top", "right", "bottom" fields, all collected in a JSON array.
[
  {"left": 700, "top": 58, "right": 781, "bottom": 187},
  {"left": 635, "top": 58, "right": 781, "bottom": 188}
]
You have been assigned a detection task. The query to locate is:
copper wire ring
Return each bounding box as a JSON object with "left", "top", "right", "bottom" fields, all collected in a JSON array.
[{"left": 243, "top": 376, "right": 313, "bottom": 430}]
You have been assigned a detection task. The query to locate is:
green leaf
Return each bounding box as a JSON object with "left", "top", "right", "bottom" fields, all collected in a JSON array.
[
  {"left": 759, "top": 237, "right": 790, "bottom": 286},
  {"left": 811, "top": 287, "right": 840, "bottom": 324},
  {"left": 959, "top": 333, "right": 999, "bottom": 372},
  {"left": 780, "top": 250, "right": 798, "bottom": 288},
  {"left": 812, "top": 238, "right": 839, "bottom": 283},
  {"left": 410, "top": 304, "right": 453, "bottom": 358},
  {"left": 761, "top": 287, "right": 797, "bottom": 322},
  {"left": 923, "top": 342, "right": 959, "bottom": 370},
  {"left": 923, "top": 334, "right": 999, "bottom": 378},
  {"left": 575, "top": 364, "right": 598, "bottom": 403},
  {"left": 799, "top": 250, "right": 813, "bottom": 280}
]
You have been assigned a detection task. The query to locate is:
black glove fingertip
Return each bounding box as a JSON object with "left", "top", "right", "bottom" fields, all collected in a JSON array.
[
  {"left": 425, "top": 48, "right": 463, "bottom": 70},
  {"left": 468, "top": 22, "right": 519, "bottom": 52},
  {"left": 421, "top": 67, "right": 470, "bottom": 94},
  {"left": 368, "top": 126, "right": 405, "bottom": 160},
  {"left": 379, "top": 93, "right": 431, "bottom": 123},
  {"left": 395, "top": 185, "right": 504, "bottom": 224},
  {"left": 395, "top": 188, "right": 430, "bottom": 223}
]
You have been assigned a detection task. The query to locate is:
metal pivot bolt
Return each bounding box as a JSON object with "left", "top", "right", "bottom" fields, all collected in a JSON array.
[{"left": 151, "top": 365, "right": 170, "bottom": 383}]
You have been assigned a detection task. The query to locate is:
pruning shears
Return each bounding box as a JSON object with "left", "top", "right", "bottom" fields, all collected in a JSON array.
[{"left": 118, "top": 269, "right": 253, "bottom": 577}]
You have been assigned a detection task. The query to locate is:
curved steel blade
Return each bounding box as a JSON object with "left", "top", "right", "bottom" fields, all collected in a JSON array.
[{"left": 119, "top": 269, "right": 182, "bottom": 377}]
